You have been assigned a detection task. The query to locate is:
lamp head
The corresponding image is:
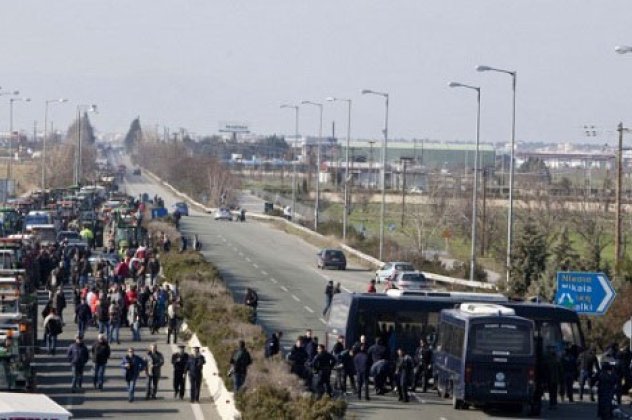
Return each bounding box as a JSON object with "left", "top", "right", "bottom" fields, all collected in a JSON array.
[
  {"left": 615, "top": 45, "right": 632, "bottom": 54},
  {"left": 59, "top": 98, "right": 68, "bottom": 103},
  {"left": 326, "top": 97, "right": 335, "bottom": 102},
  {"left": 361, "top": 89, "right": 372, "bottom": 95},
  {"left": 448, "top": 82, "right": 462, "bottom": 88},
  {"left": 24, "top": 98, "right": 31, "bottom": 102},
  {"left": 476, "top": 65, "right": 492, "bottom": 72}
]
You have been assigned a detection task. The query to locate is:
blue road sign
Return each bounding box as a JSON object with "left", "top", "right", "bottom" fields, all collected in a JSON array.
[{"left": 555, "top": 271, "right": 616, "bottom": 316}]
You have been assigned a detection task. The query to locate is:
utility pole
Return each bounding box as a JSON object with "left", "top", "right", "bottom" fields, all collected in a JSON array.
[
  {"left": 368, "top": 140, "right": 376, "bottom": 190},
  {"left": 481, "top": 168, "right": 488, "bottom": 256},
  {"left": 400, "top": 157, "right": 412, "bottom": 227},
  {"left": 615, "top": 122, "right": 624, "bottom": 275}
]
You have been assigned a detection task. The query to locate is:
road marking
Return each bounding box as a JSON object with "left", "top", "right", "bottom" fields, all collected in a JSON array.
[
  {"left": 342, "top": 286, "right": 351, "bottom": 293},
  {"left": 280, "top": 286, "right": 288, "bottom": 292},
  {"left": 304, "top": 305, "right": 314, "bottom": 313},
  {"left": 261, "top": 270, "right": 268, "bottom": 276},
  {"left": 292, "top": 294, "right": 300, "bottom": 302},
  {"left": 232, "top": 247, "right": 238, "bottom": 251},
  {"left": 253, "top": 263, "right": 259, "bottom": 268},
  {"left": 270, "top": 278, "right": 278, "bottom": 284},
  {"left": 238, "top": 252, "right": 244, "bottom": 256},
  {"left": 319, "top": 318, "right": 327, "bottom": 325},
  {"left": 245, "top": 257, "right": 251, "bottom": 262}
]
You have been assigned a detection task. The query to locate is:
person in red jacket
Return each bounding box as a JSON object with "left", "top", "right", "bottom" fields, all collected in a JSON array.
[{"left": 367, "top": 279, "right": 377, "bottom": 293}]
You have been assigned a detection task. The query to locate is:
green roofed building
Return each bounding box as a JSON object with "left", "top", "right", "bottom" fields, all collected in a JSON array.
[{"left": 341, "top": 140, "right": 496, "bottom": 170}]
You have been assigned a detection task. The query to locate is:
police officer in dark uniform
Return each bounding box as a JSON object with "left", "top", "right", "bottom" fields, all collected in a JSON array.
[
  {"left": 413, "top": 338, "right": 433, "bottom": 392},
  {"left": 311, "top": 344, "right": 336, "bottom": 398},
  {"left": 186, "top": 346, "right": 206, "bottom": 403},
  {"left": 597, "top": 362, "right": 618, "bottom": 420},
  {"left": 172, "top": 344, "right": 189, "bottom": 399}
]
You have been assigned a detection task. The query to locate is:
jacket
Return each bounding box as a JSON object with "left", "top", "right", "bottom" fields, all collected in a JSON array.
[
  {"left": 75, "top": 303, "right": 92, "bottom": 322},
  {"left": 121, "top": 354, "right": 146, "bottom": 382},
  {"left": 146, "top": 350, "right": 165, "bottom": 375},
  {"left": 172, "top": 352, "right": 189, "bottom": 371},
  {"left": 230, "top": 349, "right": 252, "bottom": 375},
  {"left": 92, "top": 341, "right": 111, "bottom": 364},
  {"left": 353, "top": 351, "right": 370, "bottom": 376},
  {"left": 186, "top": 355, "right": 206, "bottom": 377},
  {"left": 67, "top": 342, "right": 90, "bottom": 366}
]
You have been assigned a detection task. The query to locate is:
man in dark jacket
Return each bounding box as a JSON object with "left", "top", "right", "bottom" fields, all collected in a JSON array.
[
  {"left": 288, "top": 338, "right": 308, "bottom": 380},
  {"left": 597, "top": 362, "right": 618, "bottom": 420},
  {"left": 560, "top": 346, "right": 578, "bottom": 402},
  {"left": 395, "top": 348, "right": 414, "bottom": 402},
  {"left": 413, "top": 338, "right": 433, "bottom": 392},
  {"left": 544, "top": 346, "right": 562, "bottom": 409},
  {"left": 578, "top": 345, "right": 600, "bottom": 401},
  {"left": 186, "top": 346, "right": 206, "bottom": 403},
  {"left": 145, "top": 344, "right": 165, "bottom": 399},
  {"left": 230, "top": 340, "right": 252, "bottom": 392},
  {"left": 67, "top": 335, "right": 90, "bottom": 392},
  {"left": 323, "top": 281, "right": 334, "bottom": 316},
  {"left": 311, "top": 344, "right": 336, "bottom": 399},
  {"left": 121, "top": 347, "right": 146, "bottom": 402},
  {"left": 172, "top": 344, "right": 189, "bottom": 399},
  {"left": 353, "top": 344, "right": 370, "bottom": 400},
  {"left": 75, "top": 298, "right": 92, "bottom": 337},
  {"left": 264, "top": 331, "right": 283, "bottom": 358},
  {"left": 91, "top": 334, "right": 111, "bottom": 390}
]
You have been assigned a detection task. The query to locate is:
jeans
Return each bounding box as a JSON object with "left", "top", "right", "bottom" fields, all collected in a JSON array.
[
  {"left": 46, "top": 334, "right": 57, "bottom": 353},
  {"left": 233, "top": 372, "right": 246, "bottom": 392},
  {"left": 94, "top": 363, "right": 106, "bottom": 389},
  {"left": 167, "top": 320, "right": 178, "bottom": 344},
  {"left": 71, "top": 364, "right": 85, "bottom": 390},
  {"left": 109, "top": 320, "right": 120, "bottom": 343},
  {"left": 127, "top": 378, "right": 137, "bottom": 401},
  {"left": 79, "top": 275, "right": 88, "bottom": 288},
  {"left": 78, "top": 319, "right": 88, "bottom": 337},
  {"left": 98, "top": 320, "right": 110, "bottom": 336},
  {"left": 131, "top": 322, "right": 141, "bottom": 341}
]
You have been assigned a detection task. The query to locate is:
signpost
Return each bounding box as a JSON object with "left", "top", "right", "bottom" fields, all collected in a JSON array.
[{"left": 555, "top": 271, "right": 616, "bottom": 316}]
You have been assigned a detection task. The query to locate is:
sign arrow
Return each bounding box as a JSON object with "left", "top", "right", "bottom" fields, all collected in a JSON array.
[{"left": 596, "top": 273, "right": 615, "bottom": 313}]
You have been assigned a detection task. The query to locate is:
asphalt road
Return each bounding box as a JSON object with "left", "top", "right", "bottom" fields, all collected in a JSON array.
[{"left": 121, "top": 156, "right": 617, "bottom": 420}]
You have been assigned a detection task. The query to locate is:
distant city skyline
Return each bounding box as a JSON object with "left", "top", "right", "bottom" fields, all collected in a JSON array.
[{"left": 1, "top": 1, "right": 632, "bottom": 145}]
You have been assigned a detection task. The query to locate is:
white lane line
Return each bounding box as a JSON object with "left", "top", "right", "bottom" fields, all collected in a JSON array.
[
  {"left": 304, "top": 306, "right": 314, "bottom": 313},
  {"left": 319, "top": 318, "right": 327, "bottom": 325},
  {"left": 261, "top": 270, "right": 268, "bottom": 276},
  {"left": 280, "top": 286, "right": 288, "bottom": 292},
  {"left": 245, "top": 257, "right": 251, "bottom": 262},
  {"left": 291, "top": 294, "right": 300, "bottom": 302},
  {"left": 270, "top": 278, "right": 278, "bottom": 284},
  {"left": 253, "top": 263, "right": 259, "bottom": 268}
]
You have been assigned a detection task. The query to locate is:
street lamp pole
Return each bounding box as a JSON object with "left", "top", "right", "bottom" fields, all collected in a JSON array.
[
  {"left": 8, "top": 97, "right": 30, "bottom": 181},
  {"left": 327, "top": 97, "right": 352, "bottom": 241},
  {"left": 449, "top": 82, "right": 482, "bottom": 282},
  {"left": 43, "top": 98, "right": 68, "bottom": 190},
  {"left": 477, "top": 65, "right": 516, "bottom": 284},
  {"left": 281, "top": 104, "right": 299, "bottom": 222},
  {"left": 362, "top": 89, "right": 389, "bottom": 261},
  {"left": 301, "top": 100, "right": 323, "bottom": 231}
]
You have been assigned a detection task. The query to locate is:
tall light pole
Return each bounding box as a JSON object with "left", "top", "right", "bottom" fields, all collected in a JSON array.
[
  {"left": 449, "top": 81, "right": 482, "bottom": 282},
  {"left": 75, "top": 104, "right": 97, "bottom": 185},
  {"left": 362, "top": 89, "right": 389, "bottom": 261},
  {"left": 476, "top": 65, "right": 516, "bottom": 284},
  {"left": 327, "top": 96, "right": 352, "bottom": 241},
  {"left": 301, "top": 100, "right": 323, "bottom": 231},
  {"left": 280, "top": 104, "right": 299, "bottom": 222},
  {"left": 43, "top": 98, "right": 68, "bottom": 190},
  {"left": 8, "top": 97, "right": 31, "bottom": 181}
]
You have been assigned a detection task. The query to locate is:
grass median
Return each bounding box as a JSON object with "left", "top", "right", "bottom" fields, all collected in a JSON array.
[{"left": 159, "top": 251, "right": 347, "bottom": 419}]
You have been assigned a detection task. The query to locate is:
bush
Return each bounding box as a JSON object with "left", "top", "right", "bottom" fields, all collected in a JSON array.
[{"left": 160, "top": 251, "right": 347, "bottom": 419}]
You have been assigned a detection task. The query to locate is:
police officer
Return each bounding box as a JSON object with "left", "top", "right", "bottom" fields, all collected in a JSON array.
[
  {"left": 597, "top": 362, "right": 618, "bottom": 420},
  {"left": 395, "top": 348, "right": 414, "bottom": 403},
  {"left": 171, "top": 344, "right": 189, "bottom": 399},
  {"left": 311, "top": 344, "right": 336, "bottom": 399},
  {"left": 578, "top": 345, "right": 600, "bottom": 401},
  {"left": 413, "top": 338, "right": 433, "bottom": 393},
  {"left": 353, "top": 344, "right": 370, "bottom": 401},
  {"left": 186, "top": 346, "right": 206, "bottom": 403},
  {"left": 544, "top": 346, "right": 562, "bottom": 410}
]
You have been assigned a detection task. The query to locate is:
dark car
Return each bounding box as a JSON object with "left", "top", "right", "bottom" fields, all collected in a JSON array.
[
  {"left": 132, "top": 168, "right": 141, "bottom": 176},
  {"left": 173, "top": 202, "right": 189, "bottom": 216},
  {"left": 317, "top": 248, "right": 347, "bottom": 270}
]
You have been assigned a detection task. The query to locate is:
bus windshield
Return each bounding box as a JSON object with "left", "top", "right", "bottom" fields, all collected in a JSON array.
[{"left": 469, "top": 323, "right": 532, "bottom": 356}]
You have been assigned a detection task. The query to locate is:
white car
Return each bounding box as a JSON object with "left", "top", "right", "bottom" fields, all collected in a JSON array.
[
  {"left": 375, "top": 261, "right": 415, "bottom": 283},
  {"left": 214, "top": 208, "right": 233, "bottom": 221}
]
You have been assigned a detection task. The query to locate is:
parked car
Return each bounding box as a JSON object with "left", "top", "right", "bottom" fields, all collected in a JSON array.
[
  {"left": 57, "top": 230, "right": 82, "bottom": 243},
  {"left": 317, "top": 249, "right": 347, "bottom": 270},
  {"left": 214, "top": 208, "right": 232, "bottom": 221},
  {"left": 132, "top": 168, "right": 141, "bottom": 176},
  {"left": 375, "top": 261, "right": 415, "bottom": 283},
  {"left": 391, "top": 271, "right": 431, "bottom": 290},
  {"left": 173, "top": 202, "right": 189, "bottom": 216}
]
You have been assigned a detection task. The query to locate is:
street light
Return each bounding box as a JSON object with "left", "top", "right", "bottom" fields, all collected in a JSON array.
[
  {"left": 615, "top": 45, "right": 632, "bottom": 54},
  {"left": 449, "top": 81, "right": 482, "bottom": 283},
  {"left": 280, "top": 104, "right": 299, "bottom": 222},
  {"left": 326, "top": 96, "right": 352, "bottom": 241},
  {"left": 362, "top": 89, "right": 389, "bottom": 261},
  {"left": 8, "top": 97, "right": 31, "bottom": 181},
  {"left": 476, "top": 64, "right": 517, "bottom": 284},
  {"left": 301, "top": 100, "right": 323, "bottom": 231},
  {"left": 43, "top": 98, "right": 68, "bottom": 190},
  {"left": 75, "top": 104, "right": 97, "bottom": 185}
]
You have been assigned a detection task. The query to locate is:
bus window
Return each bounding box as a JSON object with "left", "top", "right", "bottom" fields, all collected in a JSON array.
[
  {"left": 469, "top": 323, "right": 532, "bottom": 356},
  {"left": 539, "top": 321, "right": 563, "bottom": 352},
  {"left": 328, "top": 299, "right": 350, "bottom": 331},
  {"left": 398, "top": 311, "right": 428, "bottom": 351},
  {"left": 377, "top": 312, "right": 396, "bottom": 343},
  {"left": 561, "top": 322, "right": 583, "bottom": 349}
]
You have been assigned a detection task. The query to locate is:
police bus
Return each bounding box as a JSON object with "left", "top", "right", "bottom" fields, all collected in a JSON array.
[
  {"left": 433, "top": 303, "right": 536, "bottom": 413},
  {"left": 325, "top": 290, "right": 584, "bottom": 361}
]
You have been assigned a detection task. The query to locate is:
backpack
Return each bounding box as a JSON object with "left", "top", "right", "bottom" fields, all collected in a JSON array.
[{"left": 48, "top": 318, "right": 62, "bottom": 335}]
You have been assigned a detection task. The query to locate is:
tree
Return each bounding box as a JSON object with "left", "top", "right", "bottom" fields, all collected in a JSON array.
[
  {"left": 510, "top": 218, "right": 548, "bottom": 296},
  {"left": 529, "top": 226, "right": 578, "bottom": 301},
  {"left": 64, "top": 112, "right": 96, "bottom": 145},
  {"left": 124, "top": 117, "right": 143, "bottom": 153},
  {"left": 518, "top": 157, "right": 551, "bottom": 185}
]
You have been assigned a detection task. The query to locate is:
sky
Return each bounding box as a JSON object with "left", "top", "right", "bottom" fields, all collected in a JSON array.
[{"left": 1, "top": 0, "right": 631, "bottom": 144}]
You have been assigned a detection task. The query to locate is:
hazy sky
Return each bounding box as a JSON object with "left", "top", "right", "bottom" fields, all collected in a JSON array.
[{"left": 1, "top": 0, "right": 631, "bottom": 144}]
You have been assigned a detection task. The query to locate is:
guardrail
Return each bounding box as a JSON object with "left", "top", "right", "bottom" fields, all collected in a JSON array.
[{"left": 140, "top": 167, "right": 496, "bottom": 291}]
